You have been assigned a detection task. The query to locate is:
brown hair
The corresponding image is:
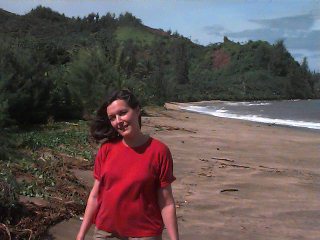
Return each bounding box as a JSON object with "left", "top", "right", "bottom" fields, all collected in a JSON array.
[{"left": 90, "top": 89, "right": 141, "bottom": 142}]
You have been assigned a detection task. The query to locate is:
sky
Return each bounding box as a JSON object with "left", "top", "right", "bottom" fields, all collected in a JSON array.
[{"left": 1, "top": 0, "right": 319, "bottom": 71}]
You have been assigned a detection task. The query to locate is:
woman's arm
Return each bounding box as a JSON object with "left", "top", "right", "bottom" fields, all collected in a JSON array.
[
  {"left": 76, "top": 179, "right": 100, "bottom": 240},
  {"left": 157, "top": 184, "right": 179, "bottom": 240}
]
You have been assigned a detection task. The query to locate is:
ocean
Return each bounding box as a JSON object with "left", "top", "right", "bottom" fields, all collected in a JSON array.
[{"left": 180, "top": 99, "right": 320, "bottom": 131}]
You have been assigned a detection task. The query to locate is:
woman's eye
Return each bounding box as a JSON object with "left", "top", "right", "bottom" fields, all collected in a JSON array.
[
  {"left": 119, "top": 111, "right": 127, "bottom": 116},
  {"left": 109, "top": 116, "right": 115, "bottom": 121}
]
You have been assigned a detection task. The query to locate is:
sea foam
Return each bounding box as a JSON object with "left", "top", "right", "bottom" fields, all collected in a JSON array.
[{"left": 180, "top": 105, "right": 320, "bottom": 130}]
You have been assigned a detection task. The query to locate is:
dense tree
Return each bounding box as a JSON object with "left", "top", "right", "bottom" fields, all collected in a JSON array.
[
  {"left": 0, "top": 7, "right": 318, "bottom": 126},
  {"left": 118, "top": 12, "right": 142, "bottom": 26},
  {"left": 171, "top": 39, "right": 189, "bottom": 84},
  {"left": 27, "top": 5, "right": 66, "bottom": 22},
  {"left": 150, "top": 40, "right": 168, "bottom": 102},
  {"left": 270, "top": 40, "right": 292, "bottom": 76},
  {"left": 0, "top": 38, "right": 54, "bottom": 124},
  {"left": 118, "top": 39, "right": 138, "bottom": 77},
  {"left": 66, "top": 46, "right": 119, "bottom": 114}
]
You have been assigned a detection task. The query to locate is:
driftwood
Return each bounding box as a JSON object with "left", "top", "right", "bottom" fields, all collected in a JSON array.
[
  {"left": 211, "top": 156, "right": 251, "bottom": 168},
  {"left": 259, "top": 165, "right": 281, "bottom": 171},
  {"left": 144, "top": 124, "right": 197, "bottom": 133},
  {"left": 220, "top": 189, "right": 239, "bottom": 193},
  {"left": 199, "top": 158, "right": 208, "bottom": 162},
  {"left": 211, "top": 157, "right": 235, "bottom": 162},
  {"left": 220, "top": 163, "right": 251, "bottom": 169}
]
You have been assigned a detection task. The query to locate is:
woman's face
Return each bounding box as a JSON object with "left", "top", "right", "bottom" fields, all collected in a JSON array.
[{"left": 106, "top": 99, "right": 141, "bottom": 139}]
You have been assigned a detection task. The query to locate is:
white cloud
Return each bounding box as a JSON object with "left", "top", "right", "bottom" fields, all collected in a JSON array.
[
  {"left": 251, "top": 14, "right": 315, "bottom": 31},
  {"left": 203, "top": 25, "right": 228, "bottom": 36}
]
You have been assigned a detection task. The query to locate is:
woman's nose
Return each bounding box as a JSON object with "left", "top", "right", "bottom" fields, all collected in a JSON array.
[{"left": 116, "top": 115, "right": 122, "bottom": 123}]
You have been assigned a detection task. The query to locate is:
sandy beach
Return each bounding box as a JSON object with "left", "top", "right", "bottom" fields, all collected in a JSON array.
[{"left": 48, "top": 106, "right": 320, "bottom": 240}]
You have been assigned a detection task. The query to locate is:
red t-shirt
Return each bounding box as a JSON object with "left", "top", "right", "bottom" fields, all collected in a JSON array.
[{"left": 93, "top": 137, "right": 176, "bottom": 237}]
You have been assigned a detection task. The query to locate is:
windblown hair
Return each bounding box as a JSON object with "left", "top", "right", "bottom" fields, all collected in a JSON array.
[{"left": 90, "top": 89, "right": 141, "bottom": 142}]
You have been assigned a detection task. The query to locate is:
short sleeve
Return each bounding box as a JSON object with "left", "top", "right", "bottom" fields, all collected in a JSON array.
[
  {"left": 158, "top": 147, "right": 176, "bottom": 188},
  {"left": 93, "top": 144, "right": 107, "bottom": 181}
]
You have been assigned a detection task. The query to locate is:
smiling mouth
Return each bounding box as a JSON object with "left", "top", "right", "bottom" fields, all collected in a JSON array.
[{"left": 118, "top": 125, "right": 128, "bottom": 131}]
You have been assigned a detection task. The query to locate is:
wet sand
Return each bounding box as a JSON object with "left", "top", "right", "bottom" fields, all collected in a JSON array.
[{"left": 48, "top": 106, "right": 320, "bottom": 240}]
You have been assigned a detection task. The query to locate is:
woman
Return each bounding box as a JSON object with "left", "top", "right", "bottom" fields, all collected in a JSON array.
[{"left": 76, "top": 89, "right": 179, "bottom": 240}]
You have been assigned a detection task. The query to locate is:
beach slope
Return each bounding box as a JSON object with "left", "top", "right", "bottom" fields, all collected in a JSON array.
[{"left": 49, "top": 106, "right": 320, "bottom": 240}]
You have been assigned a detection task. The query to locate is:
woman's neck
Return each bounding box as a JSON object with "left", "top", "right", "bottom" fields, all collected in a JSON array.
[{"left": 122, "top": 132, "right": 149, "bottom": 148}]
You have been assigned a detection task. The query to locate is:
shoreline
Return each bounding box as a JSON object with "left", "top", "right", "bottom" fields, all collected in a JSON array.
[
  {"left": 147, "top": 107, "right": 320, "bottom": 239},
  {"left": 48, "top": 106, "right": 320, "bottom": 240},
  {"left": 165, "top": 101, "right": 320, "bottom": 133}
]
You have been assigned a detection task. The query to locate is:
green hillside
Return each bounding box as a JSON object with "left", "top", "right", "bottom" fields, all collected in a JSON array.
[
  {"left": 116, "top": 26, "right": 157, "bottom": 45},
  {"left": 0, "top": 6, "right": 319, "bottom": 127}
]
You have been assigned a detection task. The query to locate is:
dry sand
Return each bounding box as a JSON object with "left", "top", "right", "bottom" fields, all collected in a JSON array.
[{"left": 48, "top": 106, "right": 320, "bottom": 240}]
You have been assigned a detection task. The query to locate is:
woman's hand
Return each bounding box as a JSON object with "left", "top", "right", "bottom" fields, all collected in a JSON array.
[
  {"left": 158, "top": 185, "right": 179, "bottom": 240},
  {"left": 76, "top": 233, "right": 84, "bottom": 240},
  {"left": 76, "top": 179, "right": 100, "bottom": 239}
]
